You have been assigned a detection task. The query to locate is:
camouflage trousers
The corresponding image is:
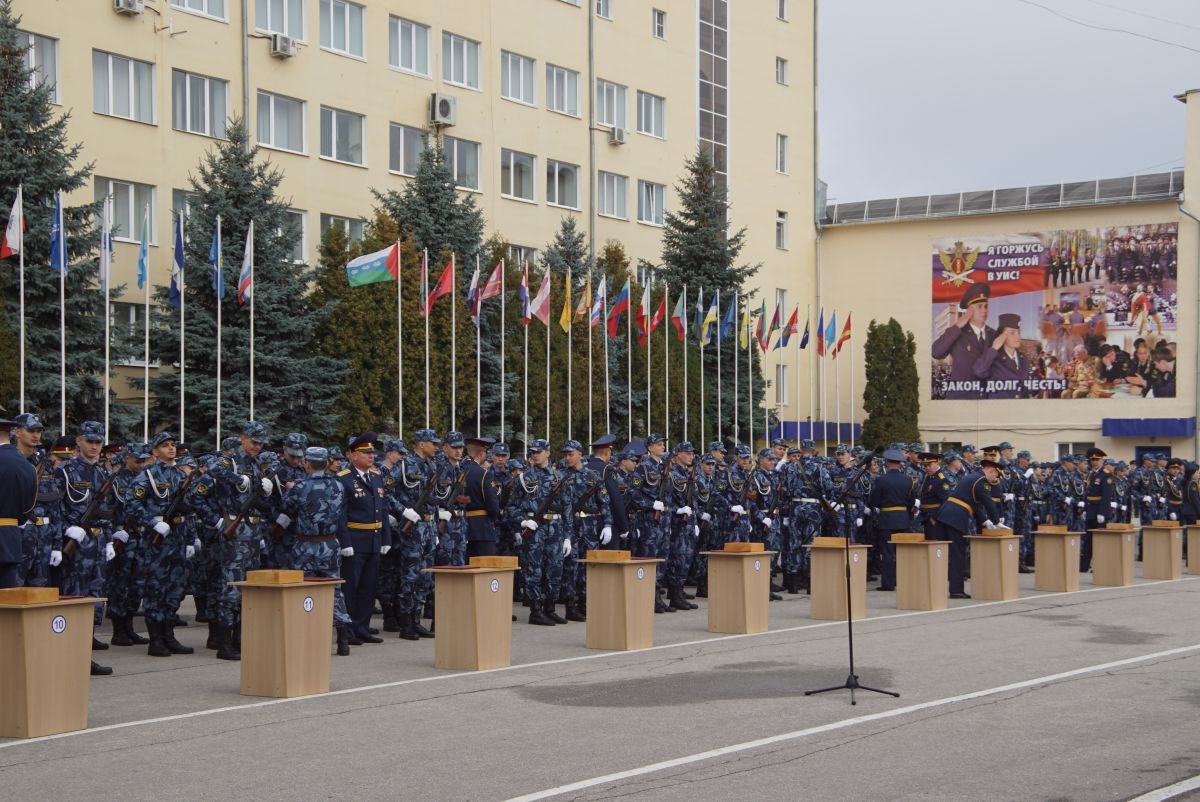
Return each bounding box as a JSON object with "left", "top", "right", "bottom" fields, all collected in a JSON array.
[
  {"left": 784, "top": 503, "right": 822, "bottom": 574},
  {"left": 520, "top": 518, "right": 566, "bottom": 605},
  {"left": 396, "top": 521, "right": 436, "bottom": 615},
  {"left": 633, "top": 511, "right": 669, "bottom": 584},
  {"left": 105, "top": 536, "right": 144, "bottom": 617},
  {"left": 141, "top": 531, "right": 188, "bottom": 624},
  {"left": 290, "top": 540, "right": 351, "bottom": 627},
  {"left": 435, "top": 517, "right": 468, "bottom": 566},
  {"left": 60, "top": 529, "right": 109, "bottom": 627},
  {"left": 664, "top": 517, "right": 699, "bottom": 588},
  {"left": 191, "top": 522, "right": 223, "bottom": 621},
  {"left": 19, "top": 519, "right": 55, "bottom": 587},
  {"left": 214, "top": 525, "right": 262, "bottom": 627},
  {"left": 562, "top": 516, "right": 601, "bottom": 603}
]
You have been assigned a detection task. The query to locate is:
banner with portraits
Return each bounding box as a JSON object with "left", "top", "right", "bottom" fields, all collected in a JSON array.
[{"left": 930, "top": 223, "right": 1178, "bottom": 400}]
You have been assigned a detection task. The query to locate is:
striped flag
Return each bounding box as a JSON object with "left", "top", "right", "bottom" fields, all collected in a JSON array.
[
  {"left": 237, "top": 221, "right": 253, "bottom": 305},
  {"left": 775, "top": 305, "right": 798, "bottom": 350},
  {"left": 518, "top": 264, "right": 531, "bottom": 325},
  {"left": 168, "top": 213, "right": 185, "bottom": 309},
  {"left": 136, "top": 206, "right": 150, "bottom": 291},
  {"left": 823, "top": 311, "right": 837, "bottom": 357},
  {"left": 1, "top": 185, "right": 23, "bottom": 259},
  {"left": 558, "top": 270, "right": 572, "bottom": 333},
  {"left": 833, "top": 312, "right": 852, "bottom": 358},
  {"left": 480, "top": 260, "right": 503, "bottom": 302},
  {"left": 699, "top": 291, "right": 718, "bottom": 347},
  {"left": 670, "top": 290, "right": 686, "bottom": 341},
  {"left": 816, "top": 308, "right": 826, "bottom": 356},
  {"left": 589, "top": 276, "right": 606, "bottom": 329},
  {"left": 530, "top": 269, "right": 552, "bottom": 325},
  {"left": 465, "top": 261, "right": 481, "bottom": 323}
]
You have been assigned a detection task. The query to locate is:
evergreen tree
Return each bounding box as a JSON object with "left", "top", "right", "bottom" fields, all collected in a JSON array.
[
  {"left": 146, "top": 120, "right": 347, "bottom": 449},
  {"left": 0, "top": 0, "right": 137, "bottom": 435},
  {"left": 860, "top": 318, "right": 921, "bottom": 449}
]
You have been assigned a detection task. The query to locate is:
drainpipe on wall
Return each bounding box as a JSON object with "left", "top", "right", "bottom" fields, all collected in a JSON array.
[
  {"left": 241, "top": 0, "right": 250, "bottom": 150},
  {"left": 1177, "top": 200, "right": 1199, "bottom": 458}
]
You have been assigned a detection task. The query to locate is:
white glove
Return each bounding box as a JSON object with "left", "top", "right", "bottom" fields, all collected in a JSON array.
[
  {"left": 562, "top": 538, "right": 572, "bottom": 558},
  {"left": 1110, "top": 501, "right": 1118, "bottom": 509},
  {"left": 112, "top": 529, "right": 130, "bottom": 544},
  {"left": 832, "top": 502, "right": 844, "bottom": 513},
  {"left": 997, "top": 520, "right": 1012, "bottom": 529},
  {"left": 1024, "top": 468, "right": 1035, "bottom": 478},
  {"left": 1170, "top": 512, "right": 1178, "bottom": 521},
  {"left": 402, "top": 508, "right": 420, "bottom": 523},
  {"left": 652, "top": 501, "right": 665, "bottom": 512},
  {"left": 380, "top": 545, "right": 391, "bottom": 555},
  {"left": 1003, "top": 493, "right": 1015, "bottom": 502},
  {"left": 855, "top": 517, "right": 863, "bottom": 527},
  {"left": 600, "top": 526, "right": 612, "bottom": 545},
  {"left": 260, "top": 477, "right": 274, "bottom": 494},
  {"left": 730, "top": 505, "right": 746, "bottom": 515},
  {"left": 762, "top": 517, "right": 773, "bottom": 528},
  {"left": 1159, "top": 497, "right": 1167, "bottom": 505},
  {"left": 913, "top": 499, "right": 921, "bottom": 509},
  {"left": 982, "top": 519, "right": 997, "bottom": 529},
  {"left": 513, "top": 533, "right": 523, "bottom": 548},
  {"left": 438, "top": 509, "right": 452, "bottom": 522},
  {"left": 275, "top": 513, "right": 292, "bottom": 529},
  {"left": 211, "top": 518, "right": 224, "bottom": 530},
  {"left": 676, "top": 505, "right": 693, "bottom": 517},
  {"left": 521, "top": 519, "right": 539, "bottom": 532},
  {"left": 237, "top": 475, "right": 251, "bottom": 493},
  {"left": 65, "top": 526, "right": 86, "bottom": 543},
  {"left": 1065, "top": 497, "right": 1073, "bottom": 506},
  {"left": 185, "top": 545, "right": 196, "bottom": 559},
  {"left": 259, "top": 538, "right": 267, "bottom": 550},
  {"left": 104, "top": 543, "right": 117, "bottom": 561},
  {"left": 340, "top": 546, "right": 354, "bottom": 557},
  {"left": 693, "top": 525, "right": 700, "bottom": 537},
  {"left": 193, "top": 538, "right": 202, "bottom": 553},
  {"left": 153, "top": 521, "right": 171, "bottom": 536},
  {"left": 1142, "top": 495, "right": 1152, "bottom": 504},
  {"left": 387, "top": 515, "right": 399, "bottom": 530},
  {"left": 1121, "top": 505, "right": 1127, "bottom": 512},
  {"left": 1077, "top": 501, "right": 1085, "bottom": 509},
  {"left": 49, "top": 550, "right": 62, "bottom": 567},
  {"left": 701, "top": 512, "right": 712, "bottom": 522},
  {"left": 1097, "top": 514, "right": 1105, "bottom": 524},
  {"left": 619, "top": 531, "right": 630, "bottom": 541}
]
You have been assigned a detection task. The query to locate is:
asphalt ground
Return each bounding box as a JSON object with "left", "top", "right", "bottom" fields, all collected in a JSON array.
[{"left": 3, "top": 567, "right": 1200, "bottom": 802}]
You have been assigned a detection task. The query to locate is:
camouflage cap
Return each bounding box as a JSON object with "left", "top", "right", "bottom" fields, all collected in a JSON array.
[
  {"left": 491, "top": 442, "right": 510, "bottom": 456},
  {"left": 997, "top": 441, "right": 1014, "bottom": 450},
  {"left": 305, "top": 446, "right": 329, "bottom": 462},
  {"left": 960, "top": 444, "right": 977, "bottom": 454},
  {"left": 617, "top": 450, "right": 639, "bottom": 462},
  {"left": 707, "top": 440, "right": 727, "bottom": 453},
  {"left": 700, "top": 454, "right": 717, "bottom": 465},
  {"left": 646, "top": 433, "right": 666, "bottom": 446},
  {"left": 413, "top": 428, "right": 440, "bottom": 445},
  {"left": 508, "top": 457, "right": 526, "bottom": 470},
  {"left": 673, "top": 441, "right": 695, "bottom": 453},
  {"left": 221, "top": 436, "right": 240, "bottom": 452},
  {"left": 150, "top": 431, "right": 176, "bottom": 450},
  {"left": 256, "top": 451, "right": 279, "bottom": 467},
  {"left": 177, "top": 455, "right": 197, "bottom": 468},
  {"left": 1017, "top": 450, "right": 1032, "bottom": 459},
  {"left": 835, "top": 443, "right": 850, "bottom": 454},
  {"left": 527, "top": 438, "right": 550, "bottom": 454},
  {"left": 800, "top": 438, "right": 816, "bottom": 449},
  {"left": 384, "top": 439, "right": 408, "bottom": 454},
  {"left": 444, "top": 431, "right": 466, "bottom": 447},
  {"left": 284, "top": 432, "right": 309, "bottom": 457},
  {"left": 327, "top": 446, "right": 345, "bottom": 460},
  {"left": 12, "top": 412, "right": 43, "bottom": 430},
  {"left": 787, "top": 446, "right": 801, "bottom": 456},
  {"left": 561, "top": 439, "right": 583, "bottom": 452},
  {"left": 124, "top": 442, "right": 152, "bottom": 460},
  {"left": 242, "top": 420, "right": 268, "bottom": 443},
  {"left": 757, "top": 448, "right": 776, "bottom": 460},
  {"left": 735, "top": 445, "right": 752, "bottom": 458},
  {"left": 771, "top": 438, "right": 787, "bottom": 447},
  {"left": 78, "top": 420, "right": 105, "bottom": 442}
]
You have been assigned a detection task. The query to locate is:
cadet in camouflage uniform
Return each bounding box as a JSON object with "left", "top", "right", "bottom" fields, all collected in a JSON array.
[
  {"left": 392, "top": 429, "right": 440, "bottom": 641},
  {"left": 746, "top": 448, "right": 782, "bottom": 601},
  {"left": 186, "top": 456, "right": 224, "bottom": 647},
  {"left": 629, "top": 434, "right": 671, "bottom": 613},
  {"left": 377, "top": 438, "right": 407, "bottom": 633},
  {"left": 829, "top": 445, "right": 869, "bottom": 543},
  {"left": 782, "top": 439, "right": 832, "bottom": 593},
  {"left": 662, "top": 442, "right": 699, "bottom": 612},
  {"left": 269, "top": 433, "right": 308, "bottom": 570},
  {"left": 561, "top": 439, "right": 612, "bottom": 620},
  {"left": 508, "top": 439, "right": 572, "bottom": 626},
  {"left": 726, "top": 445, "right": 754, "bottom": 545},
  {"left": 608, "top": 449, "right": 639, "bottom": 550},
  {"left": 11, "top": 414, "right": 58, "bottom": 588},
  {"left": 435, "top": 432, "right": 468, "bottom": 567},
  {"left": 105, "top": 442, "right": 151, "bottom": 646}
]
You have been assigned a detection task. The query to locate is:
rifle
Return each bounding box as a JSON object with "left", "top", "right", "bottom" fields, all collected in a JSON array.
[
  {"left": 523, "top": 474, "right": 566, "bottom": 541},
  {"left": 222, "top": 464, "right": 267, "bottom": 542},
  {"left": 64, "top": 469, "right": 119, "bottom": 559},
  {"left": 679, "top": 461, "right": 697, "bottom": 521},
  {"left": 402, "top": 468, "right": 441, "bottom": 537},
  {"left": 154, "top": 468, "right": 198, "bottom": 548},
  {"left": 730, "top": 470, "right": 751, "bottom": 526},
  {"left": 653, "top": 457, "right": 671, "bottom": 523},
  {"left": 441, "top": 465, "right": 469, "bottom": 535}
]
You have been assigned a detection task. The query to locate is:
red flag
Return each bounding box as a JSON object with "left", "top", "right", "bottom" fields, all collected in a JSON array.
[
  {"left": 638, "top": 294, "right": 667, "bottom": 347},
  {"left": 1, "top": 187, "right": 23, "bottom": 259},
  {"left": 479, "top": 261, "right": 503, "bottom": 301},
  {"left": 426, "top": 257, "right": 454, "bottom": 316},
  {"left": 833, "top": 312, "right": 852, "bottom": 358}
]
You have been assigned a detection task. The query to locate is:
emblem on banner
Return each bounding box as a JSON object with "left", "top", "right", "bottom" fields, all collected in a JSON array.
[{"left": 938, "top": 241, "right": 980, "bottom": 288}]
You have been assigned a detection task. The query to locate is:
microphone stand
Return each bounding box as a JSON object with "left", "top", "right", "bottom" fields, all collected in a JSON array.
[{"left": 805, "top": 448, "right": 900, "bottom": 706}]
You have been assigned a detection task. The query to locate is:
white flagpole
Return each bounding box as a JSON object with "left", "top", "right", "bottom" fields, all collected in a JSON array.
[
  {"left": 247, "top": 219, "right": 255, "bottom": 420},
  {"left": 645, "top": 274, "right": 651, "bottom": 435},
  {"left": 522, "top": 269, "right": 528, "bottom": 446},
  {"left": 424, "top": 248, "right": 430, "bottom": 428},
  {"left": 682, "top": 283, "right": 688, "bottom": 443},
  {"left": 475, "top": 254, "right": 481, "bottom": 437},
  {"left": 603, "top": 276, "right": 610, "bottom": 435},
  {"left": 699, "top": 338, "right": 705, "bottom": 446},
  {"left": 57, "top": 191, "right": 66, "bottom": 428},
  {"left": 566, "top": 267, "right": 572, "bottom": 440},
  {"left": 835, "top": 336, "right": 842, "bottom": 447},
  {"left": 102, "top": 195, "right": 111, "bottom": 438},
  {"left": 179, "top": 212, "right": 186, "bottom": 441},
  {"left": 849, "top": 316, "right": 855, "bottom": 448},
  {"left": 587, "top": 271, "right": 593, "bottom": 446},
  {"left": 397, "top": 239, "right": 403, "bottom": 436},
  {"left": 142, "top": 204, "right": 150, "bottom": 441},
  {"left": 715, "top": 294, "right": 722, "bottom": 441},
  {"left": 663, "top": 283, "right": 670, "bottom": 443},
  {"left": 796, "top": 305, "right": 807, "bottom": 443},
  {"left": 545, "top": 269, "right": 551, "bottom": 441},
  {"left": 216, "top": 215, "right": 223, "bottom": 445},
  {"left": 733, "top": 292, "right": 739, "bottom": 442},
  {"left": 15, "top": 184, "right": 24, "bottom": 412},
  {"left": 820, "top": 322, "right": 827, "bottom": 453},
  {"left": 748, "top": 315, "right": 754, "bottom": 450},
  {"left": 500, "top": 259, "right": 506, "bottom": 441},
  {"left": 626, "top": 281, "right": 632, "bottom": 442},
  {"left": 451, "top": 252, "right": 457, "bottom": 431},
  {"left": 808, "top": 307, "right": 814, "bottom": 446}
]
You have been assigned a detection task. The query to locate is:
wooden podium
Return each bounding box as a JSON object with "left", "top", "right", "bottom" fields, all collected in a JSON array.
[
  {"left": 0, "top": 588, "right": 103, "bottom": 738},
  {"left": 1033, "top": 525, "right": 1080, "bottom": 593},
  {"left": 891, "top": 534, "right": 949, "bottom": 611},
  {"left": 1090, "top": 525, "right": 1136, "bottom": 587},
  {"left": 1190, "top": 526, "right": 1200, "bottom": 576},
  {"left": 701, "top": 543, "right": 775, "bottom": 634},
  {"left": 580, "top": 551, "right": 663, "bottom": 650},
  {"left": 965, "top": 531, "right": 1020, "bottom": 601},
  {"left": 804, "top": 537, "right": 869, "bottom": 621},
  {"left": 424, "top": 556, "right": 519, "bottom": 670},
  {"left": 231, "top": 570, "right": 344, "bottom": 698},
  {"left": 1142, "top": 521, "right": 1184, "bottom": 581}
]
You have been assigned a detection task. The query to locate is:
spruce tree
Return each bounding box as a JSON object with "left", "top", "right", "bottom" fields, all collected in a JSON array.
[{"left": 861, "top": 318, "right": 921, "bottom": 449}]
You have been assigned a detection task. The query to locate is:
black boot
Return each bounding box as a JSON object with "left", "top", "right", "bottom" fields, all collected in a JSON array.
[
  {"left": 545, "top": 602, "right": 568, "bottom": 624},
  {"left": 110, "top": 615, "right": 135, "bottom": 646},
  {"left": 92, "top": 635, "right": 109, "bottom": 651},
  {"left": 381, "top": 601, "right": 401, "bottom": 633},
  {"left": 146, "top": 620, "right": 172, "bottom": 658},
  {"left": 163, "top": 623, "right": 194, "bottom": 654},
  {"left": 655, "top": 586, "right": 674, "bottom": 613},
  {"left": 171, "top": 614, "right": 188, "bottom": 627},
  {"left": 1018, "top": 560, "right": 1034, "bottom": 574},
  {"left": 216, "top": 624, "right": 241, "bottom": 661},
  {"left": 193, "top": 597, "right": 210, "bottom": 623},
  {"left": 336, "top": 626, "right": 352, "bottom": 656},
  {"left": 90, "top": 660, "right": 113, "bottom": 676},
  {"left": 528, "top": 605, "right": 556, "bottom": 625},
  {"left": 397, "top": 611, "right": 420, "bottom": 640},
  {"left": 565, "top": 602, "right": 586, "bottom": 622},
  {"left": 695, "top": 577, "right": 708, "bottom": 598},
  {"left": 413, "top": 611, "right": 434, "bottom": 638},
  {"left": 770, "top": 575, "right": 784, "bottom": 593},
  {"left": 668, "top": 586, "right": 692, "bottom": 611},
  {"left": 206, "top": 621, "right": 220, "bottom": 650},
  {"left": 124, "top": 615, "right": 150, "bottom": 644}
]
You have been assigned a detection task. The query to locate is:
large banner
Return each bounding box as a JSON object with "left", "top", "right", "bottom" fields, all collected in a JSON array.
[{"left": 931, "top": 223, "right": 1178, "bottom": 400}]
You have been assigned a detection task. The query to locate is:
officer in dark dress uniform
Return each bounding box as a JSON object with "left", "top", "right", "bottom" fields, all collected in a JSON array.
[
  {"left": 337, "top": 432, "right": 393, "bottom": 644},
  {"left": 0, "top": 417, "right": 37, "bottom": 589},
  {"left": 1083, "top": 447, "right": 1116, "bottom": 571},
  {"left": 934, "top": 458, "right": 1004, "bottom": 599},
  {"left": 868, "top": 449, "right": 917, "bottom": 591},
  {"left": 917, "top": 452, "right": 952, "bottom": 540},
  {"left": 463, "top": 437, "right": 501, "bottom": 558}
]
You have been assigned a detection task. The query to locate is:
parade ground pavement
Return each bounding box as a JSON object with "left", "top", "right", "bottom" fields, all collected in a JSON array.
[{"left": 3, "top": 568, "right": 1200, "bottom": 801}]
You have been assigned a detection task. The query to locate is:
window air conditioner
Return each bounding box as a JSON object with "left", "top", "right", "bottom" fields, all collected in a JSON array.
[
  {"left": 430, "top": 93, "right": 457, "bottom": 127},
  {"left": 270, "top": 34, "right": 298, "bottom": 58}
]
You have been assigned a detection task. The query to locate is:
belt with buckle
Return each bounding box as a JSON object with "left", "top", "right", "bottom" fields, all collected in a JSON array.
[
  {"left": 880, "top": 506, "right": 907, "bottom": 512},
  {"left": 90, "top": 528, "right": 103, "bottom": 537},
  {"left": 452, "top": 510, "right": 466, "bottom": 518},
  {"left": 225, "top": 514, "right": 261, "bottom": 525},
  {"left": 0, "top": 518, "right": 17, "bottom": 526},
  {"left": 421, "top": 514, "right": 434, "bottom": 521},
  {"left": 792, "top": 498, "right": 819, "bottom": 503},
  {"left": 465, "top": 510, "right": 489, "bottom": 518},
  {"left": 347, "top": 521, "right": 383, "bottom": 531},
  {"left": 540, "top": 514, "right": 562, "bottom": 521},
  {"left": 576, "top": 511, "right": 598, "bottom": 518},
  {"left": 949, "top": 497, "right": 973, "bottom": 514}
]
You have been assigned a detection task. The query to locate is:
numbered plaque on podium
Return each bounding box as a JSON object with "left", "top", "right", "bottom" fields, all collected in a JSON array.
[{"left": 425, "top": 557, "right": 519, "bottom": 671}]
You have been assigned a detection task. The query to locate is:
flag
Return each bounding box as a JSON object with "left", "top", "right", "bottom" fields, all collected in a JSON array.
[
  {"left": 49, "top": 192, "right": 65, "bottom": 274},
  {"left": 638, "top": 292, "right": 666, "bottom": 348},
  {"left": 699, "top": 291, "right": 718, "bottom": 347},
  {"left": 169, "top": 213, "right": 185, "bottom": 309},
  {"left": 739, "top": 302, "right": 750, "bottom": 349},
  {"left": 798, "top": 317, "right": 810, "bottom": 350},
  {"left": 425, "top": 257, "right": 454, "bottom": 316},
  {"left": 518, "top": 264, "right": 531, "bottom": 325},
  {"left": 208, "top": 221, "right": 225, "bottom": 301},
  {"left": 574, "top": 273, "right": 591, "bottom": 320},
  {"left": 634, "top": 283, "right": 651, "bottom": 343},
  {"left": 755, "top": 300, "right": 769, "bottom": 351},
  {"left": 480, "top": 261, "right": 503, "bottom": 302},
  {"left": 775, "top": 305, "right": 798, "bottom": 350},
  {"left": 834, "top": 312, "right": 852, "bottom": 358},
  {"left": 670, "top": 291, "right": 686, "bottom": 341},
  {"left": 237, "top": 220, "right": 253, "bottom": 304},
  {"left": 606, "top": 278, "right": 630, "bottom": 337},
  {"left": 824, "top": 311, "right": 837, "bottom": 357},
  {"left": 719, "top": 296, "right": 736, "bottom": 341},
  {"left": 465, "top": 261, "right": 481, "bottom": 323},
  {"left": 100, "top": 195, "right": 113, "bottom": 294},
  {"left": 136, "top": 205, "right": 150, "bottom": 291},
  {"left": 692, "top": 286, "right": 704, "bottom": 337},
  {"left": 531, "top": 270, "right": 552, "bottom": 325},
  {"left": 769, "top": 303, "right": 781, "bottom": 339},
  {"left": 589, "top": 276, "right": 606, "bottom": 329},
  {"left": 1, "top": 186, "right": 23, "bottom": 259},
  {"left": 558, "top": 270, "right": 572, "bottom": 333},
  {"left": 419, "top": 250, "right": 429, "bottom": 317},
  {"left": 346, "top": 243, "right": 399, "bottom": 288},
  {"left": 816, "top": 308, "right": 826, "bottom": 356}
]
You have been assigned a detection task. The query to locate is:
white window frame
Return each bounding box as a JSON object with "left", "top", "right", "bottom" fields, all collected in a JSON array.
[
  {"left": 170, "top": 0, "right": 226, "bottom": 20},
  {"left": 777, "top": 0, "right": 788, "bottom": 21},
  {"left": 319, "top": 105, "right": 366, "bottom": 166},
  {"left": 596, "top": 79, "right": 626, "bottom": 130},
  {"left": 775, "top": 57, "right": 788, "bottom": 86},
  {"left": 444, "top": 136, "right": 481, "bottom": 191},
  {"left": 636, "top": 91, "right": 665, "bottom": 138},
  {"left": 652, "top": 9, "right": 666, "bottom": 38},
  {"left": 283, "top": 209, "right": 307, "bottom": 263},
  {"left": 546, "top": 64, "right": 579, "bottom": 117},
  {"left": 775, "top": 364, "right": 789, "bottom": 405},
  {"left": 596, "top": 0, "right": 612, "bottom": 19},
  {"left": 442, "top": 31, "right": 481, "bottom": 90},
  {"left": 546, "top": 159, "right": 580, "bottom": 209},
  {"left": 775, "top": 288, "right": 788, "bottom": 316},
  {"left": 92, "top": 50, "right": 155, "bottom": 124},
  {"left": 319, "top": 0, "right": 365, "bottom": 59},
  {"left": 96, "top": 177, "right": 156, "bottom": 244},
  {"left": 775, "top": 211, "right": 789, "bottom": 250},
  {"left": 172, "top": 69, "right": 228, "bottom": 138},
  {"left": 21, "top": 31, "right": 59, "bottom": 104},
  {"left": 637, "top": 180, "right": 665, "bottom": 226},
  {"left": 257, "top": 90, "right": 306, "bottom": 153},
  {"left": 775, "top": 133, "right": 788, "bottom": 174},
  {"left": 388, "top": 16, "right": 430, "bottom": 76},
  {"left": 597, "top": 171, "right": 628, "bottom": 220},
  {"left": 500, "top": 148, "right": 537, "bottom": 202},
  {"left": 508, "top": 244, "right": 538, "bottom": 268},
  {"left": 171, "top": 188, "right": 195, "bottom": 219},
  {"left": 112, "top": 303, "right": 160, "bottom": 366},
  {"left": 388, "top": 123, "right": 425, "bottom": 176},
  {"left": 255, "top": 0, "right": 305, "bottom": 38},
  {"left": 501, "top": 50, "right": 536, "bottom": 106},
  {"left": 320, "top": 213, "right": 364, "bottom": 243}
]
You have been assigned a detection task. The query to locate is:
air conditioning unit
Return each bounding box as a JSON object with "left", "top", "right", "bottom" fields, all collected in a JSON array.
[
  {"left": 608, "top": 127, "right": 627, "bottom": 146},
  {"left": 429, "top": 92, "right": 457, "bottom": 127},
  {"left": 114, "top": 0, "right": 145, "bottom": 15},
  {"left": 270, "top": 34, "right": 298, "bottom": 58}
]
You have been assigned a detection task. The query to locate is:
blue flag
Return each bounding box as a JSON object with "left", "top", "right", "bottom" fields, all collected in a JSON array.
[
  {"left": 136, "top": 206, "right": 149, "bottom": 290},
  {"left": 169, "top": 213, "right": 185, "bottom": 309},
  {"left": 49, "top": 192, "right": 65, "bottom": 274},
  {"left": 719, "top": 296, "right": 736, "bottom": 341},
  {"left": 208, "top": 221, "right": 225, "bottom": 301}
]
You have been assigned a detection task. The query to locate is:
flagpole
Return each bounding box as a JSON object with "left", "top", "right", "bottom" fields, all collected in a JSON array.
[
  {"left": 522, "top": 288, "right": 528, "bottom": 448},
  {"left": 248, "top": 220, "right": 255, "bottom": 420},
  {"left": 849, "top": 316, "right": 855, "bottom": 448},
  {"left": 808, "top": 306, "right": 814, "bottom": 446},
  {"left": 544, "top": 269, "right": 551, "bottom": 441},
  {"left": 626, "top": 280, "right": 632, "bottom": 442},
  {"left": 475, "top": 255, "right": 481, "bottom": 437},
  {"left": 424, "top": 248, "right": 430, "bottom": 429},
  {"left": 142, "top": 204, "right": 150, "bottom": 441},
  {"left": 102, "top": 195, "right": 111, "bottom": 438},
  {"left": 397, "top": 239, "right": 403, "bottom": 436},
  {"left": 179, "top": 212, "right": 186, "bottom": 441},
  {"left": 16, "top": 184, "right": 24, "bottom": 412},
  {"left": 820, "top": 322, "right": 827, "bottom": 454},
  {"left": 645, "top": 274, "right": 652, "bottom": 435},
  {"left": 797, "top": 305, "right": 807, "bottom": 442},
  {"left": 733, "top": 292, "right": 739, "bottom": 442},
  {"left": 603, "top": 276, "right": 610, "bottom": 435},
  {"left": 500, "top": 259, "right": 506, "bottom": 441},
  {"left": 58, "top": 191, "right": 66, "bottom": 428},
  {"left": 835, "top": 336, "right": 842, "bottom": 446},
  {"left": 715, "top": 293, "right": 722, "bottom": 442},
  {"left": 451, "top": 252, "right": 457, "bottom": 431},
  {"left": 587, "top": 271, "right": 593, "bottom": 446},
  {"left": 566, "top": 267, "right": 573, "bottom": 440},
  {"left": 216, "top": 215, "right": 223, "bottom": 445},
  {"left": 682, "top": 284, "right": 688, "bottom": 443},
  {"left": 747, "top": 315, "right": 754, "bottom": 450},
  {"left": 663, "top": 283, "right": 670, "bottom": 443}
]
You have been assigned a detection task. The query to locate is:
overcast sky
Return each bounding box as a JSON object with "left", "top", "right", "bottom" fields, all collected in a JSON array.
[{"left": 818, "top": 0, "right": 1199, "bottom": 204}]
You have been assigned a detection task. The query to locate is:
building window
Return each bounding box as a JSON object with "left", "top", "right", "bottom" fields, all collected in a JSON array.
[
  {"left": 501, "top": 51, "right": 536, "bottom": 106},
  {"left": 257, "top": 90, "right": 305, "bottom": 152},
  {"left": 636, "top": 91, "right": 665, "bottom": 138},
  {"left": 92, "top": 50, "right": 154, "bottom": 124},
  {"left": 284, "top": 209, "right": 306, "bottom": 263},
  {"left": 320, "top": 0, "right": 365, "bottom": 58},
  {"left": 546, "top": 159, "right": 579, "bottom": 209},
  {"left": 444, "top": 136, "right": 481, "bottom": 190},
  {"left": 597, "top": 171, "right": 627, "bottom": 219},
  {"left": 1057, "top": 442, "right": 1096, "bottom": 459},
  {"left": 442, "top": 32, "right": 481, "bottom": 90},
  {"left": 112, "top": 302, "right": 152, "bottom": 343},
  {"left": 21, "top": 31, "right": 58, "bottom": 103},
  {"left": 775, "top": 288, "right": 788, "bottom": 318},
  {"left": 637, "top": 180, "right": 665, "bottom": 226},
  {"left": 699, "top": 2, "right": 729, "bottom": 188},
  {"left": 596, "top": 79, "right": 626, "bottom": 130},
  {"left": 775, "top": 364, "right": 788, "bottom": 404},
  {"left": 171, "top": 189, "right": 195, "bottom": 219},
  {"left": 775, "top": 133, "right": 788, "bottom": 173},
  {"left": 320, "top": 106, "right": 365, "bottom": 165},
  {"left": 500, "top": 149, "right": 536, "bottom": 201},
  {"left": 775, "top": 211, "right": 788, "bottom": 250},
  {"left": 388, "top": 123, "right": 425, "bottom": 176},
  {"left": 596, "top": 0, "right": 611, "bottom": 19},
  {"left": 508, "top": 244, "right": 538, "bottom": 268},
  {"left": 256, "top": 0, "right": 304, "bottom": 38},
  {"left": 776, "top": 57, "right": 788, "bottom": 85},
  {"left": 546, "top": 64, "right": 579, "bottom": 116},
  {"left": 388, "top": 16, "right": 429, "bottom": 76},
  {"left": 652, "top": 9, "right": 666, "bottom": 38},
  {"left": 320, "top": 213, "right": 364, "bottom": 243},
  {"left": 171, "top": 0, "right": 226, "bottom": 19},
  {"left": 171, "top": 69, "right": 228, "bottom": 138},
  {"left": 777, "top": 0, "right": 788, "bottom": 20},
  {"left": 95, "top": 177, "right": 155, "bottom": 243}
]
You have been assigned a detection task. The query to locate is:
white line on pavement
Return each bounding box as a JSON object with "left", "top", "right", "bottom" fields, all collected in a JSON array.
[{"left": 1127, "top": 774, "right": 1200, "bottom": 802}]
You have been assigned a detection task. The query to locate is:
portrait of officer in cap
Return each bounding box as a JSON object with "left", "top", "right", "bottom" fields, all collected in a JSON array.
[
  {"left": 974, "top": 312, "right": 1032, "bottom": 398},
  {"left": 932, "top": 282, "right": 995, "bottom": 399}
]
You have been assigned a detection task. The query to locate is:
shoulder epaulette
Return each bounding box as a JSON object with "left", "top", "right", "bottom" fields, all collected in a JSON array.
[{"left": 337, "top": 468, "right": 351, "bottom": 477}]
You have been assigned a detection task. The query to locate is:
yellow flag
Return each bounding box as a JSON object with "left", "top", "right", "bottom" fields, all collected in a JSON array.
[
  {"left": 559, "top": 269, "right": 572, "bottom": 332},
  {"left": 574, "top": 273, "right": 591, "bottom": 319},
  {"left": 739, "top": 303, "right": 750, "bottom": 349}
]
